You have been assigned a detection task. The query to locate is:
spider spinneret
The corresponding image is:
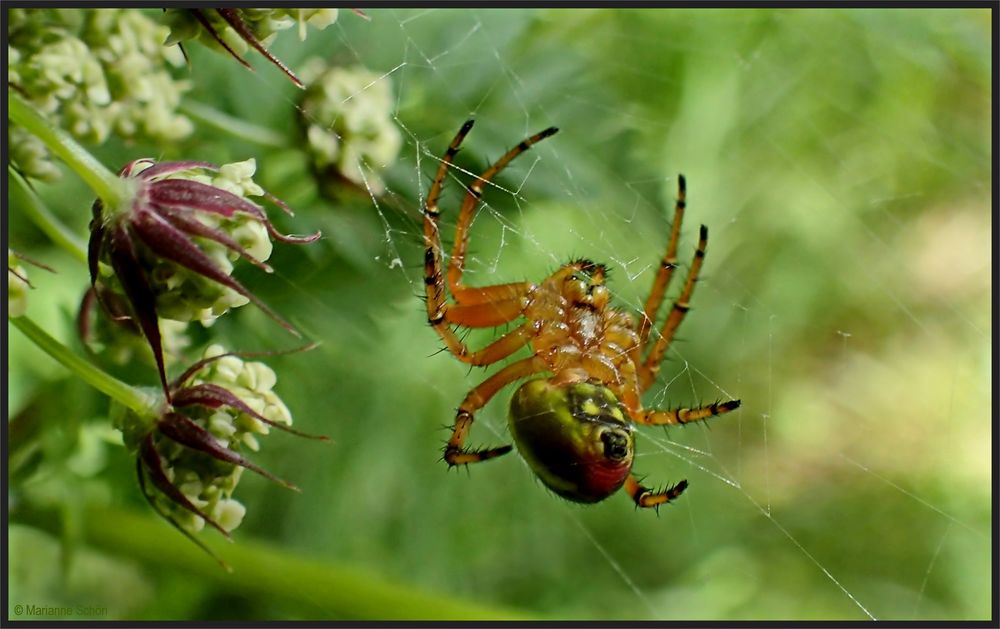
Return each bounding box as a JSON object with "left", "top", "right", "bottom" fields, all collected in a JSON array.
[{"left": 423, "top": 119, "right": 740, "bottom": 509}]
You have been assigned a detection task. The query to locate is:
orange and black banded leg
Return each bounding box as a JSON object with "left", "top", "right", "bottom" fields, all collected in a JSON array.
[
  {"left": 422, "top": 126, "right": 532, "bottom": 308},
  {"left": 426, "top": 293, "right": 534, "bottom": 365},
  {"left": 447, "top": 321, "right": 536, "bottom": 366},
  {"left": 423, "top": 121, "right": 474, "bottom": 328},
  {"left": 639, "top": 174, "right": 687, "bottom": 349},
  {"left": 446, "top": 123, "right": 558, "bottom": 302},
  {"left": 423, "top": 121, "right": 537, "bottom": 359},
  {"left": 634, "top": 399, "right": 742, "bottom": 426},
  {"left": 444, "top": 298, "right": 528, "bottom": 328},
  {"left": 424, "top": 255, "right": 527, "bottom": 361},
  {"left": 624, "top": 474, "right": 689, "bottom": 509},
  {"left": 639, "top": 224, "right": 709, "bottom": 392},
  {"left": 444, "top": 356, "right": 547, "bottom": 466}
]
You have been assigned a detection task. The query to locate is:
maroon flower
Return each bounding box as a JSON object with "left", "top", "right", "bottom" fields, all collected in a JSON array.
[
  {"left": 188, "top": 9, "right": 305, "bottom": 87},
  {"left": 125, "top": 345, "right": 327, "bottom": 560},
  {"left": 87, "top": 159, "right": 319, "bottom": 398}
]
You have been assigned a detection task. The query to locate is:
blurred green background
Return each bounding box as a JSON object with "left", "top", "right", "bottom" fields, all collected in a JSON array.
[{"left": 7, "top": 8, "right": 992, "bottom": 621}]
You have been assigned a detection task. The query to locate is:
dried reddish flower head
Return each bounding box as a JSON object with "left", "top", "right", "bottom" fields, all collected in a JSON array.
[
  {"left": 87, "top": 158, "right": 319, "bottom": 397},
  {"left": 117, "top": 345, "right": 327, "bottom": 556},
  {"left": 164, "top": 9, "right": 350, "bottom": 88}
]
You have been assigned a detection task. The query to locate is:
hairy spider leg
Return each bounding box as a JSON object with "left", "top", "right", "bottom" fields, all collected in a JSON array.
[
  {"left": 623, "top": 388, "right": 740, "bottom": 509},
  {"left": 424, "top": 120, "right": 474, "bottom": 324},
  {"left": 624, "top": 474, "right": 689, "bottom": 509},
  {"left": 639, "top": 174, "right": 687, "bottom": 349},
  {"left": 423, "top": 120, "right": 557, "bottom": 364},
  {"left": 639, "top": 224, "right": 708, "bottom": 391},
  {"left": 423, "top": 122, "right": 526, "bottom": 360},
  {"left": 635, "top": 399, "right": 742, "bottom": 426},
  {"left": 621, "top": 392, "right": 740, "bottom": 510},
  {"left": 444, "top": 356, "right": 548, "bottom": 466},
  {"left": 615, "top": 354, "right": 739, "bottom": 509},
  {"left": 444, "top": 299, "right": 526, "bottom": 327},
  {"left": 453, "top": 322, "right": 537, "bottom": 367},
  {"left": 422, "top": 120, "right": 536, "bottom": 309},
  {"left": 446, "top": 123, "right": 558, "bottom": 304},
  {"left": 626, "top": 204, "right": 741, "bottom": 508}
]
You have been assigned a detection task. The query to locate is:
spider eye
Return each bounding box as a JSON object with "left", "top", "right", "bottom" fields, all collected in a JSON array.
[{"left": 509, "top": 379, "right": 634, "bottom": 504}]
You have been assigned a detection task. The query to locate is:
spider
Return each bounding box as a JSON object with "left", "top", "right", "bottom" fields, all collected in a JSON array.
[{"left": 422, "top": 120, "right": 740, "bottom": 508}]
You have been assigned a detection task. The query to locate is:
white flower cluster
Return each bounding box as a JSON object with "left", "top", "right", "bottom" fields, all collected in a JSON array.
[
  {"left": 148, "top": 345, "right": 293, "bottom": 534},
  {"left": 129, "top": 159, "right": 273, "bottom": 326},
  {"left": 8, "top": 9, "right": 193, "bottom": 181},
  {"left": 298, "top": 60, "right": 403, "bottom": 196}
]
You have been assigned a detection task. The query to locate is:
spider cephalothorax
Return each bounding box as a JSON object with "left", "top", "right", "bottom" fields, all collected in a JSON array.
[{"left": 422, "top": 120, "right": 740, "bottom": 508}]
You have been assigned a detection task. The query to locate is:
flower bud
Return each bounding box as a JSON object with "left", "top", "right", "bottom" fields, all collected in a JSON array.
[
  {"left": 8, "top": 9, "right": 191, "bottom": 180},
  {"left": 8, "top": 250, "right": 31, "bottom": 318},
  {"left": 7, "top": 250, "right": 55, "bottom": 318},
  {"left": 87, "top": 157, "right": 320, "bottom": 396},
  {"left": 119, "top": 344, "right": 323, "bottom": 538},
  {"left": 298, "top": 60, "right": 402, "bottom": 197},
  {"left": 163, "top": 9, "right": 339, "bottom": 88}
]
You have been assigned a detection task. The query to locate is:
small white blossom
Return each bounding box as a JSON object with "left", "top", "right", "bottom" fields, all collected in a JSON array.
[{"left": 298, "top": 60, "right": 403, "bottom": 196}]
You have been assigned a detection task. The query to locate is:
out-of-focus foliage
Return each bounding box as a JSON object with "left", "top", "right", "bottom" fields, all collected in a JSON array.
[{"left": 8, "top": 8, "right": 991, "bottom": 621}]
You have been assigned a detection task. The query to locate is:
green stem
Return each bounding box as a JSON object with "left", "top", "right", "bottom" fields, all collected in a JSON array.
[
  {"left": 181, "top": 100, "right": 288, "bottom": 148},
  {"left": 12, "top": 503, "right": 534, "bottom": 621},
  {"left": 8, "top": 91, "right": 126, "bottom": 207},
  {"left": 8, "top": 315, "right": 156, "bottom": 417},
  {"left": 8, "top": 166, "right": 88, "bottom": 265}
]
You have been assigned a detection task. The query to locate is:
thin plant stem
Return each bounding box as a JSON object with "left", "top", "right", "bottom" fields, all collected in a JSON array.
[
  {"left": 8, "top": 315, "right": 157, "bottom": 418},
  {"left": 8, "top": 91, "right": 126, "bottom": 207},
  {"left": 8, "top": 166, "right": 88, "bottom": 265}
]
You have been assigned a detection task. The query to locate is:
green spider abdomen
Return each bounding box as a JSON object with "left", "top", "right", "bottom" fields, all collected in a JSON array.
[{"left": 508, "top": 379, "right": 634, "bottom": 503}]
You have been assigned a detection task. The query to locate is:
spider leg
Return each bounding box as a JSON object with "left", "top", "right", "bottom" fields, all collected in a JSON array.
[
  {"left": 444, "top": 356, "right": 547, "bottom": 466},
  {"left": 447, "top": 125, "right": 558, "bottom": 302},
  {"left": 424, "top": 121, "right": 474, "bottom": 329},
  {"left": 447, "top": 321, "right": 536, "bottom": 366},
  {"left": 639, "top": 224, "right": 708, "bottom": 392},
  {"left": 633, "top": 399, "right": 741, "bottom": 426},
  {"left": 623, "top": 397, "right": 739, "bottom": 508},
  {"left": 423, "top": 121, "right": 552, "bottom": 362},
  {"left": 449, "top": 282, "right": 533, "bottom": 306},
  {"left": 424, "top": 123, "right": 529, "bottom": 358},
  {"left": 425, "top": 281, "right": 527, "bottom": 362},
  {"left": 639, "top": 175, "right": 686, "bottom": 349},
  {"left": 444, "top": 298, "right": 526, "bottom": 328},
  {"left": 624, "top": 475, "right": 689, "bottom": 509}
]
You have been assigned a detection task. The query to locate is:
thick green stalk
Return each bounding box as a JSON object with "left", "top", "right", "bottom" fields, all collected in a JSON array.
[
  {"left": 8, "top": 166, "right": 88, "bottom": 265},
  {"left": 9, "top": 315, "right": 156, "bottom": 417},
  {"left": 8, "top": 91, "right": 126, "bottom": 207},
  {"left": 12, "top": 503, "right": 534, "bottom": 621}
]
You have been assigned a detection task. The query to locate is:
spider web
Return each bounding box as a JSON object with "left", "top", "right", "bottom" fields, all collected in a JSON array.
[{"left": 232, "top": 8, "right": 990, "bottom": 621}]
